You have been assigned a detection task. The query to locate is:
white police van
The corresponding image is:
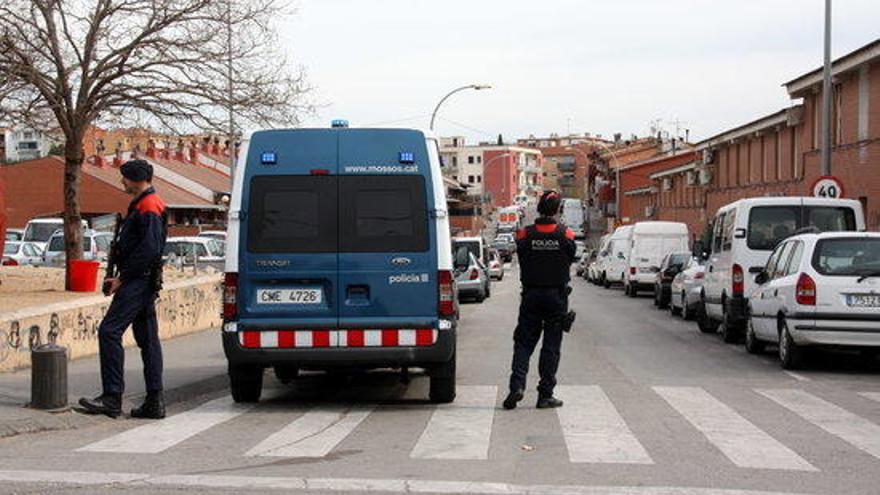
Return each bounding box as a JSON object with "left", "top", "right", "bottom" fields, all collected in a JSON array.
[{"left": 223, "top": 123, "right": 458, "bottom": 403}]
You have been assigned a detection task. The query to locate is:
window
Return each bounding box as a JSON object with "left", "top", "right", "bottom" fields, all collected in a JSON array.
[
  {"left": 477, "top": 176, "right": 482, "bottom": 183},
  {"left": 786, "top": 241, "right": 804, "bottom": 276},
  {"left": 468, "top": 175, "right": 475, "bottom": 184},
  {"left": 773, "top": 242, "right": 795, "bottom": 279},
  {"left": 813, "top": 238, "right": 880, "bottom": 276},
  {"left": 452, "top": 156, "right": 458, "bottom": 167},
  {"left": 764, "top": 244, "right": 785, "bottom": 277},
  {"left": 748, "top": 205, "right": 857, "bottom": 251},
  {"left": 722, "top": 210, "right": 736, "bottom": 251},
  {"left": 338, "top": 175, "right": 428, "bottom": 253},
  {"left": 3, "top": 244, "right": 16, "bottom": 255},
  {"left": 468, "top": 156, "right": 475, "bottom": 164},
  {"left": 713, "top": 213, "right": 725, "bottom": 254},
  {"left": 95, "top": 235, "right": 111, "bottom": 252},
  {"left": 477, "top": 156, "right": 482, "bottom": 164},
  {"left": 247, "top": 175, "right": 337, "bottom": 253}
]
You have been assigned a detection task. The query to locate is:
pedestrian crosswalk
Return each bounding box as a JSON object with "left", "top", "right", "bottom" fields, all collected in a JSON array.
[{"left": 75, "top": 385, "right": 880, "bottom": 472}]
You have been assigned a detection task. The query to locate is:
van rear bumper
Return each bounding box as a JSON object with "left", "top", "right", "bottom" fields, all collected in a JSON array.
[{"left": 222, "top": 329, "right": 456, "bottom": 370}]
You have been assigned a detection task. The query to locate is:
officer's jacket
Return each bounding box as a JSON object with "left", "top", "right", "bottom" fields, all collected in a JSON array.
[
  {"left": 515, "top": 217, "right": 576, "bottom": 287},
  {"left": 116, "top": 187, "right": 168, "bottom": 283}
]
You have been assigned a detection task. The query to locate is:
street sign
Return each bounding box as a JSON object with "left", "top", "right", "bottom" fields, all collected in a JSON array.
[{"left": 811, "top": 175, "right": 845, "bottom": 199}]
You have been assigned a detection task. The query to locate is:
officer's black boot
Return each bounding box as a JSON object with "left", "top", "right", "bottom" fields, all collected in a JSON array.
[
  {"left": 131, "top": 391, "right": 166, "bottom": 419},
  {"left": 502, "top": 389, "right": 524, "bottom": 410},
  {"left": 78, "top": 394, "right": 123, "bottom": 418},
  {"left": 536, "top": 396, "right": 564, "bottom": 409}
]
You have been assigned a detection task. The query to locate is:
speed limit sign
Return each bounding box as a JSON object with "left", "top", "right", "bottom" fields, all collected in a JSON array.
[{"left": 811, "top": 176, "right": 845, "bottom": 199}]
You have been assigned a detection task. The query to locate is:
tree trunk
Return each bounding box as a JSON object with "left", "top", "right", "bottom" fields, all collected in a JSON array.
[{"left": 63, "top": 132, "right": 85, "bottom": 291}]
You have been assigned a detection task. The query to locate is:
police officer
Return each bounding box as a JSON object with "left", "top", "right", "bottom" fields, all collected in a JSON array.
[
  {"left": 503, "top": 190, "right": 576, "bottom": 410},
  {"left": 79, "top": 160, "right": 168, "bottom": 419}
]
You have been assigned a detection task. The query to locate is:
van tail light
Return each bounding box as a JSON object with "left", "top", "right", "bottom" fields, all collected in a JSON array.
[
  {"left": 469, "top": 268, "right": 479, "bottom": 280},
  {"left": 796, "top": 273, "right": 817, "bottom": 306},
  {"left": 732, "top": 264, "right": 744, "bottom": 295},
  {"left": 223, "top": 272, "right": 238, "bottom": 320},
  {"left": 438, "top": 270, "right": 455, "bottom": 317},
  {"left": 630, "top": 267, "right": 637, "bottom": 275}
]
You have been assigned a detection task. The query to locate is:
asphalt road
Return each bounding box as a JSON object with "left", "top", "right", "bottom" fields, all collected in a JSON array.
[{"left": 0, "top": 265, "right": 879, "bottom": 495}]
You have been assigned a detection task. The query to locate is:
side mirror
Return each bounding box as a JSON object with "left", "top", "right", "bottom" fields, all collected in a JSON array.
[{"left": 754, "top": 271, "right": 769, "bottom": 285}]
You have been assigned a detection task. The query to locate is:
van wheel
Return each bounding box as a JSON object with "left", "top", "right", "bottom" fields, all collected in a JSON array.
[
  {"left": 697, "top": 301, "right": 718, "bottom": 334},
  {"left": 745, "top": 319, "right": 765, "bottom": 354},
  {"left": 779, "top": 320, "right": 804, "bottom": 370},
  {"left": 475, "top": 291, "right": 485, "bottom": 303},
  {"left": 721, "top": 308, "right": 743, "bottom": 344},
  {"left": 430, "top": 352, "right": 457, "bottom": 404},
  {"left": 229, "top": 365, "right": 263, "bottom": 403},
  {"left": 602, "top": 275, "right": 610, "bottom": 289}
]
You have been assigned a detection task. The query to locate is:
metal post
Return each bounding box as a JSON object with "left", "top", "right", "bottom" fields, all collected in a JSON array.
[
  {"left": 820, "top": 0, "right": 833, "bottom": 176},
  {"left": 429, "top": 84, "right": 491, "bottom": 131}
]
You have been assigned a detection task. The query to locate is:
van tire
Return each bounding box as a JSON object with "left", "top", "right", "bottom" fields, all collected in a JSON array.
[
  {"left": 430, "top": 352, "right": 457, "bottom": 404},
  {"left": 229, "top": 365, "right": 263, "bottom": 403},
  {"left": 721, "top": 308, "right": 742, "bottom": 344},
  {"left": 697, "top": 301, "right": 718, "bottom": 334}
]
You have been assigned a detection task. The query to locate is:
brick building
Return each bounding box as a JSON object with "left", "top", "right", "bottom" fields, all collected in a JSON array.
[{"left": 619, "top": 149, "right": 700, "bottom": 229}]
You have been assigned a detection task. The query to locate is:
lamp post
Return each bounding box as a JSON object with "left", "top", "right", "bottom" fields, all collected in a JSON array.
[
  {"left": 429, "top": 84, "right": 492, "bottom": 131},
  {"left": 820, "top": 0, "right": 833, "bottom": 176}
]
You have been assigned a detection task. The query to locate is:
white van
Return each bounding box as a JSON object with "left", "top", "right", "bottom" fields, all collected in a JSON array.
[
  {"left": 698, "top": 197, "right": 865, "bottom": 343},
  {"left": 23, "top": 218, "right": 88, "bottom": 250},
  {"left": 600, "top": 225, "right": 633, "bottom": 288},
  {"left": 561, "top": 198, "right": 586, "bottom": 240},
  {"left": 625, "top": 221, "right": 690, "bottom": 297}
]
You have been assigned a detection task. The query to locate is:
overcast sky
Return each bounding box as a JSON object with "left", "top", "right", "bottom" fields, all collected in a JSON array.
[{"left": 281, "top": 0, "right": 880, "bottom": 144}]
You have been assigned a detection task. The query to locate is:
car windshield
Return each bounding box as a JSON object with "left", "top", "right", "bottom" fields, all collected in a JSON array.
[
  {"left": 4, "top": 243, "right": 19, "bottom": 255},
  {"left": 23, "top": 223, "right": 61, "bottom": 242},
  {"left": 813, "top": 238, "right": 880, "bottom": 276}
]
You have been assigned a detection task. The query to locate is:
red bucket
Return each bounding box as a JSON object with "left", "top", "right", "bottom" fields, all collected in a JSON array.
[{"left": 68, "top": 260, "right": 101, "bottom": 292}]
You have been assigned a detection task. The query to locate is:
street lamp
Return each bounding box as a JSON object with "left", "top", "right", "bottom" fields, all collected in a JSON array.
[{"left": 429, "top": 84, "right": 492, "bottom": 131}]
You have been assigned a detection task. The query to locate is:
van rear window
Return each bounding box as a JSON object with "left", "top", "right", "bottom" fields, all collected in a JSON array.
[
  {"left": 747, "top": 206, "right": 856, "bottom": 251},
  {"left": 247, "top": 176, "right": 337, "bottom": 253},
  {"left": 247, "top": 175, "right": 427, "bottom": 253},
  {"left": 339, "top": 175, "right": 428, "bottom": 252}
]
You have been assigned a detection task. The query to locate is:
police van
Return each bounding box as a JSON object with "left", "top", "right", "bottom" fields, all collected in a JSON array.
[{"left": 223, "top": 124, "right": 458, "bottom": 403}]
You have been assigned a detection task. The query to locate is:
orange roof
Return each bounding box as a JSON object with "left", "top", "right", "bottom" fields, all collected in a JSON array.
[
  {"left": 82, "top": 162, "right": 214, "bottom": 207},
  {"left": 149, "top": 156, "right": 231, "bottom": 194}
]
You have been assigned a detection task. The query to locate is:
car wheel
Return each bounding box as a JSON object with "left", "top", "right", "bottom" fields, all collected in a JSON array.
[
  {"left": 697, "top": 300, "right": 718, "bottom": 334},
  {"left": 745, "top": 318, "right": 766, "bottom": 355},
  {"left": 670, "top": 292, "right": 683, "bottom": 317},
  {"left": 779, "top": 319, "right": 804, "bottom": 370},
  {"left": 628, "top": 283, "right": 638, "bottom": 298},
  {"left": 653, "top": 287, "right": 661, "bottom": 307},
  {"left": 603, "top": 275, "right": 611, "bottom": 289},
  {"left": 229, "top": 365, "right": 263, "bottom": 403},
  {"left": 721, "top": 305, "right": 743, "bottom": 344},
  {"left": 475, "top": 291, "right": 485, "bottom": 303},
  {"left": 681, "top": 293, "right": 694, "bottom": 320},
  {"left": 429, "top": 349, "right": 456, "bottom": 404},
  {"left": 485, "top": 283, "right": 491, "bottom": 299}
]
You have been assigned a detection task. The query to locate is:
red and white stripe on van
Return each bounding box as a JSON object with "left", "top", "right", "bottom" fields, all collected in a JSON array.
[{"left": 238, "top": 329, "right": 438, "bottom": 349}]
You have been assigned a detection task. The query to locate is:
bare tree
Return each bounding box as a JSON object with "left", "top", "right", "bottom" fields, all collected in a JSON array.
[{"left": 0, "top": 0, "right": 311, "bottom": 288}]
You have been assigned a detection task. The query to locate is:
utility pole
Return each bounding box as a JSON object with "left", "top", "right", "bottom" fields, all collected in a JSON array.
[{"left": 820, "top": 0, "right": 833, "bottom": 176}]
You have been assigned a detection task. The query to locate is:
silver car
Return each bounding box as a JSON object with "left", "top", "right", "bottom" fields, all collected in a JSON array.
[
  {"left": 669, "top": 258, "right": 705, "bottom": 320},
  {"left": 42, "top": 230, "right": 112, "bottom": 267},
  {"left": 2, "top": 241, "right": 44, "bottom": 266},
  {"left": 486, "top": 249, "right": 505, "bottom": 280},
  {"left": 453, "top": 249, "right": 490, "bottom": 303}
]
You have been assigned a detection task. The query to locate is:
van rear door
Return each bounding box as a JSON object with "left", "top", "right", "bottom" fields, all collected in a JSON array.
[
  {"left": 337, "top": 130, "right": 437, "bottom": 332},
  {"left": 239, "top": 131, "right": 339, "bottom": 331}
]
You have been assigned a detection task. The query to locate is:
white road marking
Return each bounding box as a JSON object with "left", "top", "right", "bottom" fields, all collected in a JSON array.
[
  {"left": 654, "top": 387, "right": 814, "bottom": 471},
  {"left": 556, "top": 385, "right": 653, "bottom": 464},
  {"left": 0, "top": 469, "right": 814, "bottom": 495},
  {"left": 758, "top": 388, "right": 880, "bottom": 460},
  {"left": 246, "top": 405, "right": 374, "bottom": 458},
  {"left": 78, "top": 397, "right": 252, "bottom": 454},
  {"left": 410, "top": 385, "right": 497, "bottom": 460},
  {"left": 783, "top": 371, "right": 810, "bottom": 382},
  {"left": 859, "top": 392, "right": 880, "bottom": 403}
]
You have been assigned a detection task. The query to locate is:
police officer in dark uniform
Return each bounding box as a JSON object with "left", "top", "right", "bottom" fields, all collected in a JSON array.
[
  {"left": 79, "top": 160, "right": 168, "bottom": 419},
  {"left": 503, "top": 190, "right": 576, "bottom": 410}
]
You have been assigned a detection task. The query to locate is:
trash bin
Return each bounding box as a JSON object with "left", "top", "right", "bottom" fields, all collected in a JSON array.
[
  {"left": 31, "top": 344, "right": 68, "bottom": 411},
  {"left": 69, "top": 260, "right": 101, "bottom": 292}
]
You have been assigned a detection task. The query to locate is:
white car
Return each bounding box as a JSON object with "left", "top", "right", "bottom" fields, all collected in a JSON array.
[
  {"left": 5, "top": 229, "right": 24, "bottom": 242},
  {"left": 2, "top": 241, "right": 44, "bottom": 266},
  {"left": 600, "top": 225, "right": 633, "bottom": 288},
  {"left": 669, "top": 258, "right": 705, "bottom": 320},
  {"left": 487, "top": 249, "right": 505, "bottom": 280},
  {"left": 164, "top": 236, "right": 225, "bottom": 266},
  {"left": 42, "top": 230, "right": 112, "bottom": 267},
  {"left": 698, "top": 197, "right": 865, "bottom": 343},
  {"left": 746, "top": 232, "right": 880, "bottom": 369},
  {"left": 454, "top": 250, "right": 490, "bottom": 302}
]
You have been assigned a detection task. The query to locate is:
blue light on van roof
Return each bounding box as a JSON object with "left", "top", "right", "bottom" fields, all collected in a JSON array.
[
  {"left": 398, "top": 151, "right": 415, "bottom": 164},
  {"left": 331, "top": 119, "right": 349, "bottom": 128},
  {"left": 260, "top": 151, "right": 277, "bottom": 165}
]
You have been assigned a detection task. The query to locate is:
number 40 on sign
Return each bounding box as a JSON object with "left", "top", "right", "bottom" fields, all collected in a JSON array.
[{"left": 811, "top": 176, "right": 845, "bottom": 199}]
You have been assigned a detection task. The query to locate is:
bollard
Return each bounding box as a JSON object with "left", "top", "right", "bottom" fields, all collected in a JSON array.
[{"left": 30, "top": 344, "right": 68, "bottom": 411}]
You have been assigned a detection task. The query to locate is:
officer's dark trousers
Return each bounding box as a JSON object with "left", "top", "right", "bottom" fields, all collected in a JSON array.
[
  {"left": 98, "top": 278, "right": 163, "bottom": 396},
  {"left": 509, "top": 287, "right": 567, "bottom": 398}
]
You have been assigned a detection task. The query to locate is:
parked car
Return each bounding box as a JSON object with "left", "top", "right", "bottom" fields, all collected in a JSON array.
[
  {"left": 490, "top": 239, "right": 513, "bottom": 263},
  {"left": 42, "top": 230, "right": 112, "bottom": 267},
  {"left": 600, "top": 225, "right": 633, "bottom": 288},
  {"left": 699, "top": 197, "right": 865, "bottom": 343},
  {"left": 164, "top": 236, "right": 225, "bottom": 266},
  {"left": 746, "top": 232, "right": 880, "bottom": 369},
  {"left": 2, "top": 241, "right": 44, "bottom": 266},
  {"left": 23, "top": 218, "right": 88, "bottom": 251},
  {"left": 625, "top": 221, "right": 690, "bottom": 298},
  {"left": 198, "top": 230, "right": 227, "bottom": 241},
  {"left": 653, "top": 251, "right": 692, "bottom": 308},
  {"left": 669, "top": 258, "right": 705, "bottom": 320},
  {"left": 574, "top": 240, "right": 586, "bottom": 262},
  {"left": 486, "top": 248, "right": 505, "bottom": 280},
  {"left": 5, "top": 229, "right": 24, "bottom": 242},
  {"left": 454, "top": 249, "right": 490, "bottom": 302}
]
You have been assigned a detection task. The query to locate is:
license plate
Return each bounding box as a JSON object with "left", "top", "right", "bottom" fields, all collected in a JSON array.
[
  {"left": 846, "top": 295, "right": 880, "bottom": 308},
  {"left": 257, "top": 288, "right": 323, "bottom": 305}
]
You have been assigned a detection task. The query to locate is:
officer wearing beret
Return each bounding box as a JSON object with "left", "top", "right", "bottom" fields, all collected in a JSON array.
[
  {"left": 79, "top": 160, "right": 168, "bottom": 419},
  {"left": 503, "top": 190, "right": 576, "bottom": 410}
]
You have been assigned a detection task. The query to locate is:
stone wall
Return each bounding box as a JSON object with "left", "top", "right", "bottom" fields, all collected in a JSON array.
[{"left": 0, "top": 274, "right": 221, "bottom": 372}]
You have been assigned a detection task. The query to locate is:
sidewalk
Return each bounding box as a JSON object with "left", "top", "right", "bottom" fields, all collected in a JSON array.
[{"left": 0, "top": 329, "right": 228, "bottom": 438}]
